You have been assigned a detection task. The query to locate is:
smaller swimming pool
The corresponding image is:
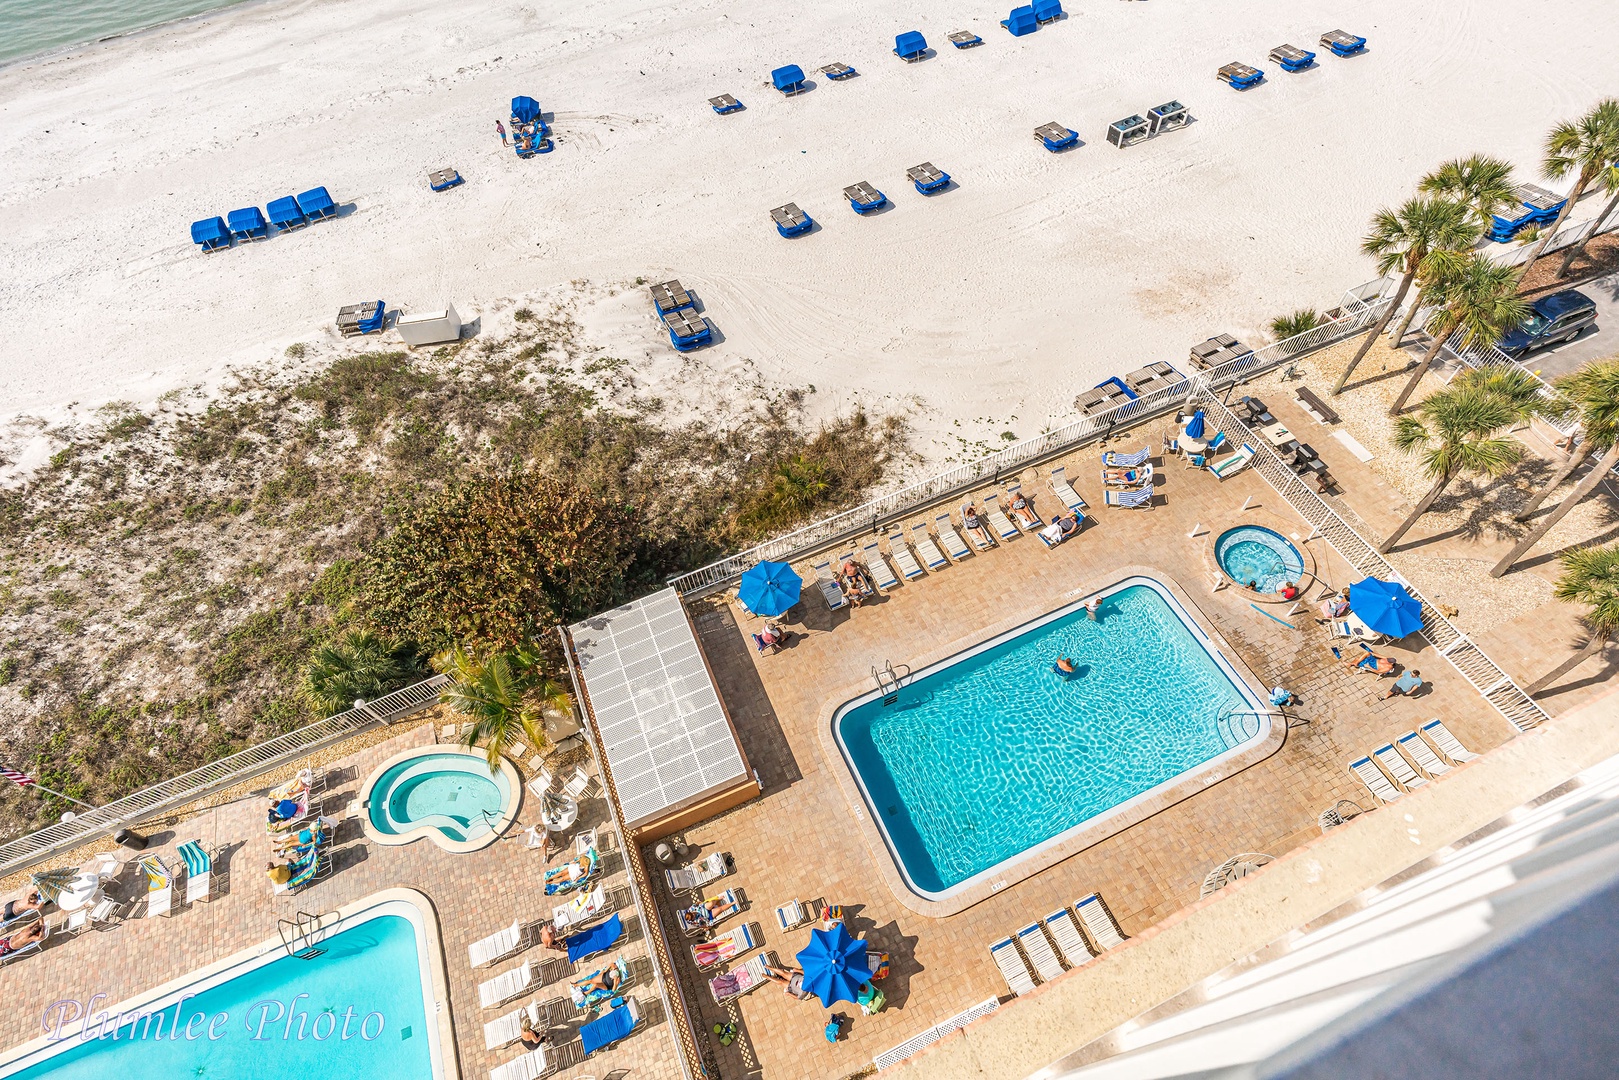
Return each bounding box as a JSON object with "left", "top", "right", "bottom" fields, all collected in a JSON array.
[
  {"left": 361, "top": 745, "right": 520, "bottom": 853},
  {"left": 1216, "top": 526, "right": 1304, "bottom": 594}
]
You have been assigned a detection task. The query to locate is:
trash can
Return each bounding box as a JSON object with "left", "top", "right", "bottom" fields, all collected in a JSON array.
[{"left": 114, "top": 828, "right": 148, "bottom": 850}]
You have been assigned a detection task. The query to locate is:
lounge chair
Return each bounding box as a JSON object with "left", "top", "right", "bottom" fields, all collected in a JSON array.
[
  {"left": 266, "top": 195, "right": 307, "bottom": 232},
  {"left": 981, "top": 495, "right": 1020, "bottom": 540},
  {"left": 295, "top": 186, "right": 336, "bottom": 221},
  {"left": 894, "top": 31, "right": 927, "bottom": 61},
  {"left": 65, "top": 896, "right": 125, "bottom": 934},
  {"left": 490, "top": 1043, "right": 549, "bottom": 1080},
  {"left": 1037, "top": 511, "right": 1085, "bottom": 548},
  {"left": 906, "top": 162, "right": 950, "bottom": 194},
  {"left": 566, "top": 912, "right": 623, "bottom": 964},
  {"left": 1209, "top": 444, "right": 1256, "bottom": 480},
  {"left": 1102, "top": 483, "right": 1154, "bottom": 510},
  {"left": 226, "top": 206, "right": 269, "bottom": 241},
  {"left": 1045, "top": 908, "right": 1094, "bottom": 966},
  {"left": 428, "top": 167, "right": 463, "bottom": 191},
  {"left": 553, "top": 883, "right": 610, "bottom": 932},
  {"left": 1268, "top": 44, "right": 1316, "bottom": 72},
  {"left": 1002, "top": 5, "right": 1038, "bottom": 36},
  {"left": 822, "top": 62, "right": 857, "bottom": 81},
  {"left": 1421, "top": 720, "right": 1477, "bottom": 764},
  {"left": 1217, "top": 62, "right": 1266, "bottom": 90},
  {"left": 1319, "top": 29, "right": 1367, "bottom": 57},
  {"left": 887, "top": 532, "right": 925, "bottom": 581},
  {"left": 1101, "top": 463, "right": 1153, "bottom": 488},
  {"left": 562, "top": 766, "right": 595, "bottom": 799},
  {"left": 1102, "top": 446, "right": 1151, "bottom": 468},
  {"left": 1047, "top": 467, "right": 1088, "bottom": 513},
  {"left": 480, "top": 960, "right": 536, "bottom": 1009},
  {"left": 770, "top": 202, "right": 813, "bottom": 238},
  {"left": 843, "top": 181, "right": 887, "bottom": 214},
  {"left": 1034, "top": 122, "right": 1079, "bottom": 152},
  {"left": 837, "top": 552, "right": 875, "bottom": 601},
  {"left": 990, "top": 937, "right": 1037, "bottom": 996},
  {"left": 937, "top": 513, "right": 974, "bottom": 559},
  {"left": 677, "top": 888, "right": 741, "bottom": 936},
  {"left": 710, "top": 952, "right": 772, "bottom": 1002},
  {"left": 775, "top": 898, "right": 809, "bottom": 931},
  {"left": 272, "top": 850, "right": 323, "bottom": 896},
  {"left": 863, "top": 542, "right": 900, "bottom": 591},
  {"left": 0, "top": 916, "right": 47, "bottom": 966},
  {"left": 1033, "top": 0, "right": 1064, "bottom": 23},
  {"left": 1017, "top": 922, "right": 1064, "bottom": 982},
  {"left": 1004, "top": 483, "right": 1043, "bottom": 529},
  {"left": 1374, "top": 744, "right": 1427, "bottom": 791},
  {"left": 771, "top": 64, "right": 807, "bottom": 95},
  {"left": 141, "top": 855, "right": 172, "bottom": 918},
  {"left": 693, "top": 922, "right": 758, "bottom": 970},
  {"left": 665, "top": 851, "right": 729, "bottom": 893},
  {"left": 812, "top": 560, "right": 848, "bottom": 610},
  {"left": 1330, "top": 614, "right": 1381, "bottom": 642},
  {"left": 1398, "top": 731, "right": 1451, "bottom": 778},
  {"left": 190, "top": 216, "right": 231, "bottom": 251},
  {"left": 178, "top": 841, "right": 213, "bottom": 904},
  {"left": 1349, "top": 756, "right": 1402, "bottom": 803},
  {"left": 569, "top": 957, "right": 632, "bottom": 1014},
  {"left": 948, "top": 30, "right": 983, "bottom": 48},
  {"left": 708, "top": 94, "right": 744, "bottom": 115},
  {"left": 484, "top": 1000, "right": 544, "bottom": 1050},
  {"left": 911, "top": 523, "right": 949, "bottom": 570},
  {"left": 471, "top": 920, "right": 525, "bottom": 968},
  {"left": 1075, "top": 893, "right": 1126, "bottom": 950},
  {"left": 581, "top": 996, "right": 642, "bottom": 1056}
]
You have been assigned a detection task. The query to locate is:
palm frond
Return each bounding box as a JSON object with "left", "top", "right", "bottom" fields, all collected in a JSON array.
[
  {"left": 1554, "top": 542, "right": 1619, "bottom": 634},
  {"left": 1554, "top": 357, "right": 1619, "bottom": 447}
]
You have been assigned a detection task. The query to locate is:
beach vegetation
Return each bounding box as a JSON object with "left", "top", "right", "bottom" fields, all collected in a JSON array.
[
  {"left": 1269, "top": 309, "right": 1321, "bottom": 343},
  {"left": 435, "top": 643, "right": 571, "bottom": 769},
  {"left": 1388, "top": 254, "right": 1528, "bottom": 416},
  {"left": 1522, "top": 99, "right": 1619, "bottom": 280},
  {"left": 284, "top": 342, "right": 306, "bottom": 359},
  {"left": 304, "top": 630, "right": 423, "bottom": 715},
  {"left": 1525, "top": 542, "right": 1619, "bottom": 694},
  {"left": 1419, "top": 155, "right": 1517, "bottom": 231}
]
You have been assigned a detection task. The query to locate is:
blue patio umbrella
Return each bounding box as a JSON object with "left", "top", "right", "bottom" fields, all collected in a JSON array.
[
  {"left": 796, "top": 922, "right": 873, "bottom": 1007},
  {"left": 737, "top": 560, "right": 802, "bottom": 617},
  {"left": 1348, "top": 577, "right": 1423, "bottom": 638},
  {"left": 1183, "top": 410, "right": 1206, "bottom": 439}
]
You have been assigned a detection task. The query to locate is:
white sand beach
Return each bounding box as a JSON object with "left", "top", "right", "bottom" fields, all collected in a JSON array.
[{"left": 1, "top": 0, "right": 1616, "bottom": 461}]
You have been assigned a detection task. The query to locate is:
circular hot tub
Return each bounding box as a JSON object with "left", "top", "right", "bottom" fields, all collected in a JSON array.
[
  {"left": 1214, "top": 525, "right": 1305, "bottom": 595},
  {"left": 359, "top": 744, "right": 521, "bottom": 852}
]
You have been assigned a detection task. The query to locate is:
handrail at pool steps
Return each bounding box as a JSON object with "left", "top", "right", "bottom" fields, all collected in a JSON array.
[
  {"left": 0, "top": 673, "right": 451, "bottom": 880},
  {"left": 1187, "top": 384, "right": 1549, "bottom": 732},
  {"left": 666, "top": 288, "right": 1394, "bottom": 598},
  {"left": 1214, "top": 707, "right": 1273, "bottom": 749}
]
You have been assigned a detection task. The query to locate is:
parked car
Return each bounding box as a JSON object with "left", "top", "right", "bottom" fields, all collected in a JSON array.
[{"left": 1497, "top": 289, "right": 1598, "bottom": 358}]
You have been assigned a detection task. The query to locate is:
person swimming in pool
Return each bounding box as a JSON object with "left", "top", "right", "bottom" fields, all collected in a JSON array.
[{"left": 1053, "top": 657, "right": 1078, "bottom": 678}]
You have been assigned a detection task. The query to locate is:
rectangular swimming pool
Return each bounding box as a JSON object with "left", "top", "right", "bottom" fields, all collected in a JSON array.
[{"left": 833, "top": 577, "right": 1268, "bottom": 900}]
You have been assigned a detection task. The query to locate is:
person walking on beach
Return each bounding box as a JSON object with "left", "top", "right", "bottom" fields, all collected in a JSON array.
[{"left": 495, "top": 119, "right": 507, "bottom": 144}]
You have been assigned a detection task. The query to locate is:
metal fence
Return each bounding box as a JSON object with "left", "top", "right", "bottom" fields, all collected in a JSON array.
[
  {"left": 668, "top": 292, "right": 1396, "bottom": 597},
  {"left": 1491, "top": 211, "right": 1616, "bottom": 268},
  {"left": 0, "top": 674, "right": 451, "bottom": 879}
]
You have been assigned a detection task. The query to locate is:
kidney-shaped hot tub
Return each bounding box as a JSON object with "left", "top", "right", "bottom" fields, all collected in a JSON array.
[{"left": 359, "top": 744, "right": 521, "bottom": 853}]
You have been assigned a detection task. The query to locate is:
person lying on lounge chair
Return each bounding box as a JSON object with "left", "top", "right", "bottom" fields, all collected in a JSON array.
[
  {"left": 267, "top": 798, "right": 302, "bottom": 826},
  {"left": 841, "top": 559, "right": 875, "bottom": 598},
  {"left": 0, "top": 920, "right": 45, "bottom": 957},
  {"left": 266, "top": 860, "right": 295, "bottom": 886},
  {"left": 1383, "top": 670, "right": 1424, "bottom": 699},
  {"left": 1007, "top": 491, "right": 1039, "bottom": 529},
  {"left": 1317, "top": 595, "right": 1351, "bottom": 622},
  {"left": 272, "top": 819, "right": 330, "bottom": 856},
  {"left": 764, "top": 962, "right": 814, "bottom": 1001},
  {"left": 574, "top": 964, "right": 626, "bottom": 996},
  {"left": 1343, "top": 649, "right": 1396, "bottom": 676},
  {"left": 753, "top": 623, "right": 791, "bottom": 654},
  {"left": 962, "top": 505, "right": 992, "bottom": 548},
  {"left": 680, "top": 893, "right": 739, "bottom": 928},
  {"left": 1039, "top": 512, "right": 1081, "bottom": 546},
  {"left": 3, "top": 889, "right": 42, "bottom": 923}
]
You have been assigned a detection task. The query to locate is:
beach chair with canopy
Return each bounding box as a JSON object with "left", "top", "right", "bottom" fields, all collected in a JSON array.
[
  {"left": 266, "top": 196, "right": 307, "bottom": 232},
  {"left": 770, "top": 202, "right": 813, "bottom": 237},
  {"left": 511, "top": 96, "right": 542, "bottom": 124},
  {"left": 1218, "top": 62, "right": 1265, "bottom": 90},
  {"left": 708, "top": 94, "right": 744, "bottom": 114},
  {"left": 1035, "top": 122, "right": 1079, "bottom": 151},
  {"left": 906, "top": 162, "right": 950, "bottom": 194},
  {"left": 509, "top": 96, "right": 552, "bottom": 156},
  {"left": 190, "top": 217, "right": 231, "bottom": 252},
  {"left": 226, "top": 206, "right": 268, "bottom": 242},
  {"left": 771, "top": 65, "right": 807, "bottom": 95},
  {"left": 296, "top": 186, "right": 336, "bottom": 221},
  {"left": 843, "top": 181, "right": 887, "bottom": 214},
  {"left": 1002, "top": 6, "right": 1038, "bottom": 36},
  {"left": 948, "top": 30, "right": 983, "bottom": 48},
  {"left": 1033, "top": 0, "right": 1064, "bottom": 23},
  {"left": 821, "top": 62, "right": 857, "bottom": 81},
  {"left": 1318, "top": 29, "right": 1367, "bottom": 57},
  {"left": 1268, "top": 44, "right": 1316, "bottom": 72},
  {"left": 893, "top": 31, "right": 927, "bottom": 61},
  {"left": 580, "top": 997, "right": 642, "bottom": 1055},
  {"left": 1107, "top": 115, "right": 1150, "bottom": 148}
]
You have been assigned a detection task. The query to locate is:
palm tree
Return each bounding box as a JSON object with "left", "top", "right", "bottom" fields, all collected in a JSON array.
[
  {"left": 1525, "top": 542, "right": 1619, "bottom": 694},
  {"left": 436, "top": 644, "right": 571, "bottom": 770},
  {"left": 1521, "top": 99, "right": 1619, "bottom": 282},
  {"left": 1491, "top": 358, "right": 1619, "bottom": 577},
  {"left": 1419, "top": 154, "right": 1519, "bottom": 232},
  {"left": 1388, "top": 253, "right": 1528, "bottom": 416},
  {"left": 1557, "top": 154, "right": 1619, "bottom": 278},
  {"left": 1333, "top": 197, "right": 1477, "bottom": 395},
  {"left": 305, "top": 631, "right": 420, "bottom": 716},
  {"left": 1380, "top": 374, "right": 1528, "bottom": 553}
]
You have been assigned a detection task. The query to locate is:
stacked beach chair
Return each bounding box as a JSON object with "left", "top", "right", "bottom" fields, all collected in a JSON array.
[
  {"left": 1268, "top": 44, "right": 1316, "bottom": 72},
  {"left": 770, "top": 202, "right": 814, "bottom": 237},
  {"left": 1318, "top": 29, "right": 1367, "bottom": 57},
  {"left": 709, "top": 93, "right": 744, "bottom": 115},
  {"left": 1218, "top": 62, "right": 1265, "bottom": 90},
  {"left": 336, "top": 300, "right": 386, "bottom": 337},
  {"left": 906, "top": 162, "right": 951, "bottom": 194},
  {"left": 428, "top": 167, "right": 463, "bottom": 192},
  {"left": 1035, "top": 122, "right": 1079, "bottom": 152},
  {"left": 649, "top": 279, "right": 712, "bottom": 350},
  {"left": 843, "top": 181, "right": 887, "bottom": 214}
]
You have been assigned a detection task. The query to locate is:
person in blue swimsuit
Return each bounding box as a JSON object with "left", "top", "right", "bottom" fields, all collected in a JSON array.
[{"left": 1053, "top": 657, "right": 1078, "bottom": 679}]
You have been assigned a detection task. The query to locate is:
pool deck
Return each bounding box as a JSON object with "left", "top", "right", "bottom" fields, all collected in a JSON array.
[{"left": 649, "top": 435, "right": 1523, "bottom": 1079}]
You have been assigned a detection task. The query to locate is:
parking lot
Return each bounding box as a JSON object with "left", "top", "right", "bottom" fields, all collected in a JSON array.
[{"left": 1520, "top": 268, "right": 1619, "bottom": 381}]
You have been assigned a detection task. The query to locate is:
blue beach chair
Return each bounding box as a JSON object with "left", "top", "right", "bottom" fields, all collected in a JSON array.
[
  {"left": 226, "top": 206, "right": 268, "bottom": 241},
  {"left": 947, "top": 30, "right": 983, "bottom": 48},
  {"left": 906, "top": 162, "right": 950, "bottom": 194},
  {"left": 709, "top": 94, "right": 744, "bottom": 114},
  {"left": 1033, "top": 0, "right": 1064, "bottom": 23},
  {"left": 1035, "top": 122, "right": 1079, "bottom": 151},
  {"left": 771, "top": 65, "right": 807, "bottom": 94},
  {"left": 843, "top": 181, "right": 887, "bottom": 214},
  {"left": 428, "top": 167, "right": 463, "bottom": 192},
  {"left": 511, "top": 95, "right": 541, "bottom": 125},
  {"left": 1218, "top": 62, "right": 1265, "bottom": 90},
  {"left": 894, "top": 31, "right": 927, "bottom": 61},
  {"left": 771, "top": 202, "right": 814, "bottom": 237},
  {"left": 1268, "top": 44, "right": 1316, "bottom": 72},
  {"left": 1002, "top": 6, "right": 1038, "bottom": 36},
  {"left": 1318, "top": 29, "right": 1367, "bottom": 57},
  {"left": 567, "top": 913, "right": 624, "bottom": 964},
  {"left": 296, "top": 186, "right": 336, "bottom": 221},
  {"left": 663, "top": 308, "right": 712, "bottom": 351},
  {"left": 650, "top": 279, "right": 695, "bottom": 315},
  {"left": 580, "top": 998, "right": 641, "bottom": 1056},
  {"left": 190, "top": 216, "right": 230, "bottom": 252},
  {"left": 266, "top": 196, "right": 307, "bottom": 232},
  {"left": 510, "top": 96, "right": 553, "bottom": 156}
]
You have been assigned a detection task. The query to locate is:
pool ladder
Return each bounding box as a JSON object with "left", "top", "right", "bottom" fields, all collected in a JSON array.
[
  {"left": 872, "top": 662, "right": 909, "bottom": 705},
  {"left": 279, "top": 910, "right": 338, "bottom": 959}
]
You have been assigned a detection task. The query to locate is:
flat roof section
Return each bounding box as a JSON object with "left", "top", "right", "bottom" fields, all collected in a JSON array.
[{"left": 568, "top": 588, "right": 754, "bottom": 834}]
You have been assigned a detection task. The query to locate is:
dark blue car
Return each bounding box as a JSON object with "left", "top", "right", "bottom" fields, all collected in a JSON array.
[{"left": 1498, "top": 290, "right": 1597, "bottom": 358}]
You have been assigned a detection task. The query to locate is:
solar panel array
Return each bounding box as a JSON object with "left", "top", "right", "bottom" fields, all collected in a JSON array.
[{"left": 569, "top": 588, "right": 747, "bottom": 827}]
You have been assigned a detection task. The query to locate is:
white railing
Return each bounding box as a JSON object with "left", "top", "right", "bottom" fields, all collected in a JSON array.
[
  {"left": 874, "top": 997, "right": 1001, "bottom": 1071},
  {"left": 1491, "top": 213, "right": 1613, "bottom": 268},
  {"left": 0, "top": 674, "right": 451, "bottom": 878},
  {"left": 668, "top": 296, "right": 1395, "bottom": 596}
]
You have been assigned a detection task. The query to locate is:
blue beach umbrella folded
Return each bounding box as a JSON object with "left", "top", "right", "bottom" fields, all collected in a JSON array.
[
  {"left": 737, "top": 560, "right": 802, "bottom": 617},
  {"left": 796, "top": 922, "right": 873, "bottom": 1007},
  {"left": 1183, "top": 410, "right": 1206, "bottom": 439},
  {"left": 1348, "top": 577, "right": 1423, "bottom": 638}
]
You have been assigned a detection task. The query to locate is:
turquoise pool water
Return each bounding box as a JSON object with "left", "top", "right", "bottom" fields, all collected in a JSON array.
[
  {"left": 1, "top": 912, "right": 433, "bottom": 1079},
  {"left": 368, "top": 752, "right": 510, "bottom": 843},
  {"left": 1215, "top": 526, "right": 1304, "bottom": 593},
  {"left": 834, "top": 580, "right": 1261, "bottom": 898}
]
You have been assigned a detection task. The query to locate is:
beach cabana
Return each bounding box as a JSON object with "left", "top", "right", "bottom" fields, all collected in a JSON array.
[
  {"left": 428, "top": 167, "right": 463, "bottom": 192},
  {"left": 843, "top": 181, "right": 887, "bottom": 214},
  {"left": 1034, "top": 122, "right": 1079, "bottom": 152},
  {"left": 1107, "top": 115, "right": 1149, "bottom": 148},
  {"left": 906, "top": 162, "right": 950, "bottom": 194},
  {"left": 1268, "top": 44, "right": 1316, "bottom": 72},
  {"left": 1033, "top": 0, "right": 1064, "bottom": 23},
  {"left": 295, "top": 186, "right": 336, "bottom": 221},
  {"left": 1147, "top": 101, "right": 1189, "bottom": 135},
  {"left": 1318, "top": 30, "right": 1367, "bottom": 57},
  {"left": 894, "top": 31, "right": 927, "bottom": 61},
  {"left": 663, "top": 308, "right": 712, "bottom": 351},
  {"left": 771, "top": 65, "right": 807, "bottom": 95},
  {"left": 650, "top": 279, "right": 694, "bottom": 315},
  {"left": 947, "top": 30, "right": 983, "bottom": 49},
  {"left": 821, "top": 62, "right": 857, "bottom": 81},
  {"left": 226, "top": 206, "right": 268, "bottom": 241},
  {"left": 190, "top": 216, "right": 231, "bottom": 252},
  {"left": 1002, "top": 6, "right": 1038, "bottom": 36},
  {"left": 770, "top": 202, "right": 813, "bottom": 237},
  {"left": 510, "top": 96, "right": 541, "bottom": 125},
  {"left": 1217, "top": 62, "right": 1265, "bottom": 90},
  {"left": 266, "top": 196, "right": 307, "bottom": 233}
]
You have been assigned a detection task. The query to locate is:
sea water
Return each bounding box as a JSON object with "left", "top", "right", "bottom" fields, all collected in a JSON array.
[{"left": 0, "top": 0, "right": 245, "bottom": 66}]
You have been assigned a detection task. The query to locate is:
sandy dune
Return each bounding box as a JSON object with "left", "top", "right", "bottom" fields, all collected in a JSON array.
[{"left": 1, "top": 0, "right": 1615, "bottom": 457}]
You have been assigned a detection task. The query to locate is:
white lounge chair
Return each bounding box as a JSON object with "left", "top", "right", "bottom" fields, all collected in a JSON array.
[
  {"left": 490, "top": 1044, "right": 548, "bottom": 1080},
  {"left": 562, "top": 766, "right": 594, "bottom": 799},
  {"left": 862, "top": 542, "right": 899, "bottom": 591},
  {"left": 526, "top": 767, "right": 553, "bottom": 800},
  {"left": 1422, "top": 719, "right": 1477, "bottom": 764},
  {"left": 470, "top": 920, "right": 525, "bottom": 968},
  {"left": 1047, "top": 466, "right": 1088, "bottom": 513},
  {"left": 990, "top": 936, "right": 1037, "bottom": 996},
  {"left": 692, "top": 922, "right": 758, "bottom": 970},
  {"left": 1017, "top": 922, "right": 1063, "bottom": 982},
  {"left": 1101, "top": 462, "right": 1153, "bottom": 488},
  {"left": 935, "top": 513, "right": 972, "bottom": 560},
  {"left": 981, "top": 494, "right": 1021, "bottom": 540},
  {"left": 553, "top": 884, "right": 610, "bottom": 931},
  {"left": 140, "top": 855, "right": 172, "bottom": 919},
  {"left": 1102, "top": 445, "right": 1150, "bottom": 468},
  {"left": 775, "top": 898, "right": 808, "bottom": 932},
  {"left": 1045, "top": 908, "right": 1093, "bottom": 967},
  {"left": 910, "top": 522, "right": 949, "bottom": 570},
  {"left": 1398, "top": 731, "right": 1450, "bottom": 777},
  {"left": 957, "top": 507, "right": 994, "bottom": 550},
  {"left": 1004, "top": 483, "right": 1043, "bottom": 529},
  {"left": 484, "top": 1000, "right": 543, "bottom": 1050},
  {"left": 1103, "top": 482, "right": 1154, "bottom": 510},
  {"left": 710, "top": 951, "right": 772, "bottom": 1003},
  {"left": 1209, "top": 443, "right": 1257, "bottom": 480},
  {"left": 1075, "top": 893, "right": 1126, "bottom": 950},
  {"left": 1350, "top": 756, "right": 1402, "bottom": 803},
  {"left": 887, "top": 532, "right": 925, "bottom": 580},
  {"left": 813, "top": 560, "right": 848, "bottom": 610},
  {"left": 1374, "top": 743, "right": 1427, "bottom": 791},
  {"left": 664, "top": 851, "right": 728, "bottom": 893},
  {"left": 0, "top": 918, "right": 47, "bottom": 965},
  {"left": 479, "top": 960, "right": 536, "bottom": 1009}
]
